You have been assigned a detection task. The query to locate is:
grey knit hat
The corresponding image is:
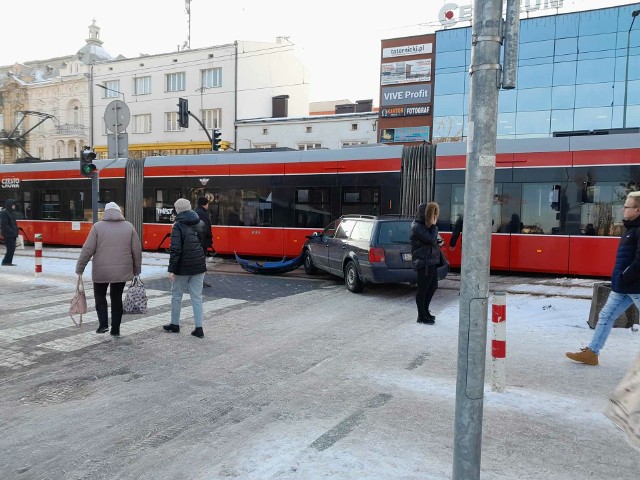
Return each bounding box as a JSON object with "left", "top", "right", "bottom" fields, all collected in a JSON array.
[{"left": 174, "top": 198, "right": 192, "bottom": 214}]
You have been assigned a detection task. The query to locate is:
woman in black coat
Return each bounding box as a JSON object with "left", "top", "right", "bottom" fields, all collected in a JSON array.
[
  {"left": 410, "top": 202, "right": 442, "bottom": 324},
  {"left": 164, "top": 198, "right": 207, "bottom": 338}
]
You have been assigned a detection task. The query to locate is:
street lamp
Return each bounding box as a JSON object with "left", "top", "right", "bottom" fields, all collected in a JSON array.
[
  {"left": 623, "top": 9, "right": 640, "bottom": 128},
  {"left": 95, "top": 83, "right": 125, "bottom": 102}
]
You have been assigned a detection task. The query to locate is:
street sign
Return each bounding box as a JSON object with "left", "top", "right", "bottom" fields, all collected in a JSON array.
[{"left": 104, "top": 100, "right": 130, "bottom": 133}]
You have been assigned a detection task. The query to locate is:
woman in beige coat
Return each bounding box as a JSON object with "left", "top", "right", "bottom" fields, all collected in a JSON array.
[{"left": 76, "top": 202, "right": 142, "bottom": 336}]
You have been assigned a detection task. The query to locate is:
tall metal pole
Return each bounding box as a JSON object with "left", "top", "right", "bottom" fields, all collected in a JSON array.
[
  {"left": 623, "top": 11, "right": 640, "bottom": 129},
  {"left": 452, "top": 0, "right": 505, "bottom": 478}
]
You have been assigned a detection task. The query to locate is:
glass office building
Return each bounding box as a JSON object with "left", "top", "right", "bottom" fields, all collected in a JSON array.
[{"left": 433, "top": 4, "right": 640, "bottom": 141}]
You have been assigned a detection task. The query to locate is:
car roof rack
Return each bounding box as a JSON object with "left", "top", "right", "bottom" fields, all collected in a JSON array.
[{"left": 340, "top": 214, "right": 377, "bottom": 219}]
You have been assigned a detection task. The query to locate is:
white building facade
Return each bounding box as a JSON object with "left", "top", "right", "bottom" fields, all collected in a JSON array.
[{"left": 91, "top": 37, "right": 310, "bottom": 158}]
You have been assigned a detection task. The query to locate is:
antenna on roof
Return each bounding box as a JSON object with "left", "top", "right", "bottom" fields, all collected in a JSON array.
[{"left": 184, "top": 0, "right": 192, "bottom": 50}]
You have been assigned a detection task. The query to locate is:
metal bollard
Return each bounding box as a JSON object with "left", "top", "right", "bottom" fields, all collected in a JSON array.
[
  {"left": 34, "top": 233, "right": 42, "bottom": 277},
  {"left": 491, "top": 291, "right": 507, "bottom": 393}
]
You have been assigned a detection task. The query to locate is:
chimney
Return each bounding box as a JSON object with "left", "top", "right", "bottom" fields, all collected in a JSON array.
[
  {"left": 272, "top": 95, "right": 289, "bottom": 118},
  {"left": 335, "top": 104, "right": 356, "bottom": 114},
  {"left": 355, "top": 99, "right": 373, "bottom": 112}
]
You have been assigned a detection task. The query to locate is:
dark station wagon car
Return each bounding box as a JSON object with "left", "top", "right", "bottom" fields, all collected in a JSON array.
[{"left": 302, "top": 214, "right": 417, "bottom": 293}]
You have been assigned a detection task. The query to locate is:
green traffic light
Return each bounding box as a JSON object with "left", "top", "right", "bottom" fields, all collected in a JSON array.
[{"left": 81, "top": 164, "right": 96, "bottom": 175}]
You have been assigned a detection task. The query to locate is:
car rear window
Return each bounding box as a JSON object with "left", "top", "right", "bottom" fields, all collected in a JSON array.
[{"left": 376, "top": 221, "right": 412, "bottom": 245}]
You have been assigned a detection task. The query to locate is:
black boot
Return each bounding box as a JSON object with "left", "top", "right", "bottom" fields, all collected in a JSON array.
[
  {"left": 111, "top": 310, "right": 122, "bottom": 337},
  {"left": 95, "top": 305, "right": 109, "bottom": 333},
  {"left": 191, "top": 327, "right": 204, "bottom": 338},
  {"left": 163, "top": 323, "right": 180, "bottom": 333}
]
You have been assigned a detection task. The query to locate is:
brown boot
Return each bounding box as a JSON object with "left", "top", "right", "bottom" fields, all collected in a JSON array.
[{"left": 566, "top": 347, "right": 598, "bottom": 366}]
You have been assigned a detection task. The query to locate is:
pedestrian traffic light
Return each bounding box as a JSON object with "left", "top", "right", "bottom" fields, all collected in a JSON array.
[
  {"left": 80, "top": 146, "right": 97, "bottom": 177},
  {"left": 213, "top": 129, "right": 222, "bottom": 151},
  {"left": 178, "top": 97, "right": 189, "bottom": 128}
]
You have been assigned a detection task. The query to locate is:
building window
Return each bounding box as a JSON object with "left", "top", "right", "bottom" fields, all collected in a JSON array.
[
  {"left": 306, "top": 126, "right": 313, "bottom": 133},
  {"left": 351, "top": 123, "right": 358, "bottom": 131},
  {"left": 200, "top": 109, "right": 221, "bottom": 130},
  {"left": 134, "top": 76, "right": 151, "bottom": 95},
  {"left": 102, "top": 80, "right": 120, "bottom": 98},
  {"left": 254, "top": 143, "right": 277, "bottom": 149},
  {"left": 133, "top": 114, "right": 152, "bottom": 134},
  {"left": 201, "top": 68, "right": 222, "bottom": 88},
  {"left": 342, "top": 141, "right": 368, "bottom": 147},
  {"left": 165, "top": 112, "right": 183, "bottom": 131},
  {"left": 73, "top": 106, "right": 80, "bottom": 124},
  {"left": 165, "top": 72, "right": 186, "bottom": 92},
  {"left": 298, "top": 143, "right": 321, "bottom": 150},
  {"left": 262, "top": 128, "right": 268, "bottom": 135}
]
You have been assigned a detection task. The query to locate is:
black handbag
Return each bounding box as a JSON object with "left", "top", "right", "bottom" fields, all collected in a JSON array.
[{"left": 437, "top": 249, "right": 450, "bottom": 281}]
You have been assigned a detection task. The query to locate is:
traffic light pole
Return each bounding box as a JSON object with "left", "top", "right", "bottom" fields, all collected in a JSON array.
[{"left": 187, "top": 112, "right": 214, "bottom": 149}]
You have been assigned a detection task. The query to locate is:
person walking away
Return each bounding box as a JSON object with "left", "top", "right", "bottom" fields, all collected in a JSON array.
[
  {"left": 0, "top": 199, "right": 19, "bottom": 266},
  {"left": 194, "top": 196, "right": 213, "bottom": 288},
  {"left": 164, "top": 198, "right": 207, "bottom": 338},
  {"left": 76, "top": 202, "right": 142, "bottom": 337},
  {"left": 411, "top": 202, "right": 442, "bottom": 324},
  {"left": 566, "top": 191, "right": 640, "bottom": 365}
]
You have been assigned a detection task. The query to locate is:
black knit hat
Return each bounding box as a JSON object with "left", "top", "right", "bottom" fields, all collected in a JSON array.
[{"left": 197, "top": 196, "right": 209, "bottom": 206}]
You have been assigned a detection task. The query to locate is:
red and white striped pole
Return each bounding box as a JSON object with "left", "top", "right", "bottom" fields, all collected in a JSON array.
[
  {"left": 34, "top": 233, "right": 42, "bottom": 277},
  {"left": 491, "top": 291, "right": 507, "bottom": 393}
]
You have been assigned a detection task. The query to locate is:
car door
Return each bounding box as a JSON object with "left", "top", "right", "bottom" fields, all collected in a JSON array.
[
  {"left": 327, "top": 219, "right": 356, "bottom": 274},
  {"left": 308, "top": 220, "right": 338, "bottom": 271}
]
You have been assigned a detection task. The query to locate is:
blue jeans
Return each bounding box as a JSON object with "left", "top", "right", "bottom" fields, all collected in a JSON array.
[
  {"left": 589, "top": 291, "right": 640, "bottom": 355},
  {"left": 171, "top": 273, "right": 205, "bottom": 328}
]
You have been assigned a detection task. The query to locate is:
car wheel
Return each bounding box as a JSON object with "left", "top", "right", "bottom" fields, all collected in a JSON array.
[
  {"left": 345, "top": 261, "right": 364, "bottom": 293},
  {"left": 304, "top": 249, "right": 318, "bottom": 275}
]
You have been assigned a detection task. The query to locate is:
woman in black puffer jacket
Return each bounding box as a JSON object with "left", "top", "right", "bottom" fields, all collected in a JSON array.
[
  {"left": 165, "top": 198, "right": 207, "bottom": 338},
  {"left": 410, "top": 202, "right": 441, "bottom": 324}
]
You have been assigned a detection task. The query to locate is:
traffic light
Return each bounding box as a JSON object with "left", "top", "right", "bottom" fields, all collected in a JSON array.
[
  {"left": 80, "top": 146, "right": 97, "bottom": 177},
  {"left": 178, "top": 97, "right": 189, "bottom": 128},
  {"left": 213, "top": 129, "right": 222, "bottom": 151}
]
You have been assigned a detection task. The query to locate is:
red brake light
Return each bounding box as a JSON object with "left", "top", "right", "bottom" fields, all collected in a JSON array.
[{"left": 369, "top": 247, "right": 385, "bottom": 263}]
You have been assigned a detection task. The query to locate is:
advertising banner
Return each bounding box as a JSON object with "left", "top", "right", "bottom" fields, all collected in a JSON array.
[
  {"left": 380, "top": 105, "right": 431, "bottom": 118},
  {"left": 382, "top": 43, "right": 433, "bottom": 59},
  {"left": 381, "top": 59, "right": 431, "bottom": 85},
  {"left": 381, "top": 84, "right": 431, "bottom": 107},
  {"left": 380, "top": 126, "right": 431, "bottom": 143}
]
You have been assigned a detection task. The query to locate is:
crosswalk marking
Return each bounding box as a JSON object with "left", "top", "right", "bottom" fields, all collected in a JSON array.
[
  {"left": 1, "top": 291, "right": 169, "bottom": 341},
  {"left": 38, "top": 298, "right": 246, "bottom": 352}
]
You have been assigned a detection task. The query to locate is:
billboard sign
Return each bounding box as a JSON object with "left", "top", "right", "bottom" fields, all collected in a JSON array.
[
  {"left": 381, "top": 84, "right": 431, "bottom": 106},
  {"left": 380, "top": 105, "right": 431, "bottom": 118},
  {"left": 381, "top": 59, "right": 431, "bottom": 85},
  {"left": 380, "top": 126, "right": 430, "bottom": 143},
  {"left": 382, "top": 43, "right": 432, "bottom": 59}
]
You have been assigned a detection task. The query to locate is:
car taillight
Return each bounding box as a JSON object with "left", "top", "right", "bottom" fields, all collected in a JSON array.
[{"left": 369, "top": 247, "right": 385, "bottom": 263}]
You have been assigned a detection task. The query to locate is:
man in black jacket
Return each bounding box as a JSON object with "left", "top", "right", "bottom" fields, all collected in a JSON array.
[
  {"left": 194, "top": 196, "right": 214, "bottom": 287},
  {"left": 164, "top": 198, "right": 207, "bottom": 338},
  {"left": 566, "top": 191, "right": 640, "bottom": 365},
  {"left": 0, "top": 199, "right": 19, "bottom": 266}
]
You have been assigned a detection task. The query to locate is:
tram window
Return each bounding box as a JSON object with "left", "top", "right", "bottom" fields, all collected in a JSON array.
[
  {"left": 239, "top": 188, "right": 272, "bottom": 227},
  {"left": 447, "top": 184, "right": 501, "bottom": 233},
  {"left": 295, "top": 187, "right": 331, "bottom": 228},
  {"left": 580, "top": 182, "right": 629, "bottom": 236},
  {"left": 69, "top": 190, "right": 90, "bottom": 221},
  {"left": 520, "top": 183, "right": 562, "bottom": 235},
  {"left": 154, "top": 188, "right": 183, "bottom": 223},
  {"left": 41, "top": 191, "right": 61, "bottom": 220},
  {"left": 341, "top": 187, "right": 380, "bottom": 216}
]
